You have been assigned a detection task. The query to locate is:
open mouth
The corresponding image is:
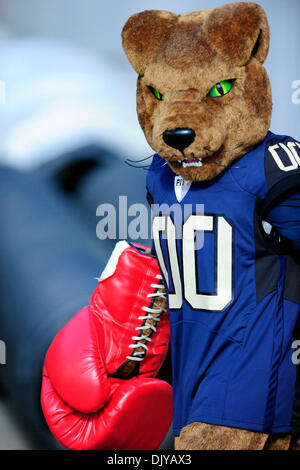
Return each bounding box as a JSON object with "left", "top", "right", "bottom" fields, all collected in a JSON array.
[
  {"left": 169, "top": 153, "right": 222, "bottom": 171},
  {"left": 168, "top": 144, "right": 244, "bottom": 170}
]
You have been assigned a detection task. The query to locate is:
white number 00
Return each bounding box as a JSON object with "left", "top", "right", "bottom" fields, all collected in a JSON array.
[{"left": 153, "top": 214, "right": 234, "bottom": 312}]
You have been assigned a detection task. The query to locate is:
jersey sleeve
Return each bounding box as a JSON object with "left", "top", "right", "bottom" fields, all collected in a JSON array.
[
  {"left": 266, "top": 189, "right": 300, "bottom": 251},
  {"left": 261, "top": 135, "right": 300, "bottom": 218}
]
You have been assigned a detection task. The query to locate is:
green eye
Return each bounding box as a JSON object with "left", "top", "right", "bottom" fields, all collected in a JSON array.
[
  {"left": 149, "top": 86, "right": 164, "bottom": 101},
  {"left": 207, "top": 79, "right": 235, "bottom": 98}
]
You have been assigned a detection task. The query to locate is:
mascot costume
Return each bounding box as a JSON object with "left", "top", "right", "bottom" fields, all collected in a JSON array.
[{"left": 41, "top": 2, "right": 300, "bottom": 450}]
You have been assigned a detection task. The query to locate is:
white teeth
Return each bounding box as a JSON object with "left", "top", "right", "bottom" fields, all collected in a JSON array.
[{"left": 182, "top": 159, "right": 203, "bottom": 168}]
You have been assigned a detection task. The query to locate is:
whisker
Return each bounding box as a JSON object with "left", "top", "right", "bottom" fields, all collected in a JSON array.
[
  {"left": 202, "top": 144, "right": 246, "bottom": 168},
  {"left": 205, "top": 160, "right": 227, "bottom": 168},
  {"left": 124, "top": 160, "right": 152, "bottom": 169},
  {"left": 125, "top": 155, "right": 155, "bottom": 163},
  {"left": 125, "top": 154, "right": 157, "bottom": 169},
  {"left": 125, "top": 146, "right": 246, "bottom": 172},
  {"left": 143, "top": 154, "right": 176, "bottom": 171},
  {"left": 124, "top": 153, "right": 176, "bottom": 171},
  {"left": 204, "top": 144, "right": 243, "bottom": 154},
  {"left": 204, "top": 159, "right": 246, "bottom": 169}
]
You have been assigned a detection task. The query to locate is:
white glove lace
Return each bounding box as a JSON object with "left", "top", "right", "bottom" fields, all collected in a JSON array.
[{"left": 126, "top": 275, "right": 166, "bottom": 362}]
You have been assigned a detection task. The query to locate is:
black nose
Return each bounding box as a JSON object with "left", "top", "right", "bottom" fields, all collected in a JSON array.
[{"left": 163, "top": 128, "right": 196, "bottom": 152}]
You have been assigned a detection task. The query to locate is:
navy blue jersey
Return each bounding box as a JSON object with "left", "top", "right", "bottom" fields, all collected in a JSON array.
[{"left": 146, "top": 131, "right": 300, "bottom": 435}]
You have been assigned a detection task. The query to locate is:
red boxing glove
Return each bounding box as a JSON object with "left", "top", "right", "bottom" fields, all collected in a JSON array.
[{"left": 41, "top": 241, "right": 172, "bottom": 450}]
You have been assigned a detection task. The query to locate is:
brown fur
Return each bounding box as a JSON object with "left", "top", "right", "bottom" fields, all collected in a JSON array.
[
  {"left": 122, "top": 2, "right": 272, "bottom": 182},
  {"left": 175, "top": 422, "right": 295, "bottom": 450},
  {"left": 175, "top": 422, "right": 269, "bottom": 450}
]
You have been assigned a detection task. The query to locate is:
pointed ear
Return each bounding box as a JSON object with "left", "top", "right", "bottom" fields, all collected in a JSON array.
[
  {"left": 204, "top": 2, "right": 270, "bottom": 65},
  {"left": 122, "top": 10, "right": 176, "bottom": 75}
]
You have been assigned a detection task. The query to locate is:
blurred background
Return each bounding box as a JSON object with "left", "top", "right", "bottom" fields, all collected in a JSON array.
[{"left": 0, "top": 0, "right": 298, "bottom": 450}]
